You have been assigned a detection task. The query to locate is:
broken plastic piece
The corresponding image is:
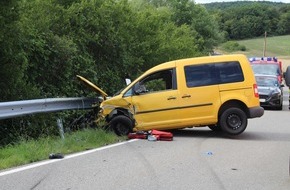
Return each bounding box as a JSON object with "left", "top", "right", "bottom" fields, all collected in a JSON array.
[
  {"left": 147, "top": 135, "right": 157, "bottom": 141},
  {"left": 206, "top": 151, "right": 213, "bottom": 155},
  {"left": 49, "top": 153, "right": 64, "bottom": 159}
]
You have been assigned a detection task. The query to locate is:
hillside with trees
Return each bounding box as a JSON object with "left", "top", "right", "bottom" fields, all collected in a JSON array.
[
  {"left": 204, "top": 1, "right": 286, "bottom": 10},
  {"left": 205, "top": 1, "right": 290, "bottom": 40}
]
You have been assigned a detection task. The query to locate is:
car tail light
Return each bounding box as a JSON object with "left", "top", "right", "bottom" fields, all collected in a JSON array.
[
  {"left": 278, "top": 75, "right": 282, "bottom": 83},
  {"left": 253, "top": 84, "right": 259, "bottom": 97}
]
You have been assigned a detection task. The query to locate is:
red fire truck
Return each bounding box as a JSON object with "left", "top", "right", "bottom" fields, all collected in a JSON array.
[{"left": 249, "top": 57, "right": 283, "bottom": 84}]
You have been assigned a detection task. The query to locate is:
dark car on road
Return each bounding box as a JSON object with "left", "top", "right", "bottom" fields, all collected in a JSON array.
[{"left": 255, "top": 74, "right": 284, "bottom": 110}]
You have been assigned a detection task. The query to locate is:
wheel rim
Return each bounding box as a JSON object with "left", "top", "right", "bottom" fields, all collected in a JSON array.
[{"left": 227, "top": 114, "right": 242, "bottom": 130}]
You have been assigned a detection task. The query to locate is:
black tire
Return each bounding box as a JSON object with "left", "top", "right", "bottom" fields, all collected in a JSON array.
[
  {"left": 277, "top": 105, "right": 283, "bottom": 110},
  {"left": 208, "top": 125, "right": 222, "bottom": 131},
  {"left": 219, "top": 107, "right": 247, "bottom": 135},
  {"left": 109, "top": 115, "right": 133, "bottom": 136}
]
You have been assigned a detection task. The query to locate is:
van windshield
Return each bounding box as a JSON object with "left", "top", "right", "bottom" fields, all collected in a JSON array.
[
  {"left": 113, "top": 87, "right": 125, "bottom": 96},
  {"left": 251, "top": 64, "right": 281, "bottom": 76}
]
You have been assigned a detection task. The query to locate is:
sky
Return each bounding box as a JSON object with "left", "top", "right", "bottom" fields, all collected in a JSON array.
[{"left": 195, "top": 0, "right": 290, "bottom": 4}]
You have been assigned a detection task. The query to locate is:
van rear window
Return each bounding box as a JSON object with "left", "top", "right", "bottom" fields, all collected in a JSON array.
[{"left": 185, "top": 61, "right": 244, "bottom": 87}]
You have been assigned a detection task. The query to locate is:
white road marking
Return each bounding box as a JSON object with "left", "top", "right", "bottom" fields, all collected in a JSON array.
[{"left": 0, "top": 139, "right": 138, "bottom": 177}]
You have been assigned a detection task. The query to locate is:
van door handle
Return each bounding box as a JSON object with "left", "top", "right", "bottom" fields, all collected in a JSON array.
[
  {"left": 167, "top": 96, "right": 177, "bottom": 100},
  {"left": 182, "top": 94, "right": 191, "bottom": 98}
]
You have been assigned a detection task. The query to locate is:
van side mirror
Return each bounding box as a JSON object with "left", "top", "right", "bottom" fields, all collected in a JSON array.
[{"left": 125, "top": 78, "right": 131, "bottom": 85}]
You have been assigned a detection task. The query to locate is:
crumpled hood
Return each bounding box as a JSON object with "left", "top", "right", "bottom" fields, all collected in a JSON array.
[{"left": 77, "top": 75, "right": 108, "bottom": 99}]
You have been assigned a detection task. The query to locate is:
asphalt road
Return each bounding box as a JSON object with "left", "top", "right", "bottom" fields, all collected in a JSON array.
[{"left": 1, "top": 93, "right": 290, "bottom": 190}]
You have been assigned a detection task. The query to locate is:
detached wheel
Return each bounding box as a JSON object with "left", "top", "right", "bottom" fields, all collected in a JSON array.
[
  {"left": 110, "top": 115, "right": 133, "bottom": 136},
  {"left": 219, "top": 107, "right": 247, "bottom": 135}
]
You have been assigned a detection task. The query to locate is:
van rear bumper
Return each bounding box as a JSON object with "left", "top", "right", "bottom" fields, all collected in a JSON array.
[{"left": 248, "top": 106, "right": 264, "bottom": 118}]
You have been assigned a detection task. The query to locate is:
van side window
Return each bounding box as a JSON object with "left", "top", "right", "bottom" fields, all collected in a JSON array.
[
  {"left": 134, "top": 69, "right": 176, "bottom": 94},
  {"left": 185, "top": 64, "right": 216, "bottom": 87},
  {"left": 185, "top": 61, "right": 244, "bottom": 87},
  {"left": 217, "top": 62, "right": 244, "bottom": 83}
]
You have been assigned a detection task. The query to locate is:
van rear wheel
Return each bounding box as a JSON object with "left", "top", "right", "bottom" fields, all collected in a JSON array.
[
  {"left": 219, "top": 107, "right": 247, "bottom": 135},
  {"left": 110, "top": 115, "right": 133, "bottom": 136}
]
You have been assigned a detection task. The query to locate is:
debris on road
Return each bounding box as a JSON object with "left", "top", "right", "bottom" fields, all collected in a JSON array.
[
  {"left": 49, "top": 153, "right": 64, "bottom": 159},
  {"left": 205, "top": 151, "right": 213, "bottom": 156}
]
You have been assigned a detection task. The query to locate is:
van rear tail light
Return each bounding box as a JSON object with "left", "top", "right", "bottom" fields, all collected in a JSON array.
[{"left": 253, "top": 84, "right": 259, "bottom": 97}]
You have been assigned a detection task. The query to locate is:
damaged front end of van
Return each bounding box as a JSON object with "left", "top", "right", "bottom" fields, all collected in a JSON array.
[{"left": 77, "top": 75, "right": 135, "bottom": 136}]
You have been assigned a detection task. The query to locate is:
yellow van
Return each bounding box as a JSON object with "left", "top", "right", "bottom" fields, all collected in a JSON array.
[{"left": 78, "top": 54, "right": 264, "bottom": 136}]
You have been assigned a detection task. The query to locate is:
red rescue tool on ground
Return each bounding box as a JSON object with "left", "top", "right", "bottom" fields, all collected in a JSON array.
[{"left": 128, "top": 130, "right": 173, "bottom": 141}]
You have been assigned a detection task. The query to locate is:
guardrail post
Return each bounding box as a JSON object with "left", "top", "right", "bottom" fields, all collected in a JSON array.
[{"left": 57, "top": 118, "right": 65, "bottom": 139}]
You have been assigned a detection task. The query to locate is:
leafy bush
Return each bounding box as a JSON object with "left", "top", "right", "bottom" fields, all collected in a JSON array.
[{"left": 221, "top": 41, "right": 246, "bottom": 52}]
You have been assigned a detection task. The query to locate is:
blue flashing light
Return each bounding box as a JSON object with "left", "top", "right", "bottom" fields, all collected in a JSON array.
[{"left": 249, "top": 57, "right": 278, "bottom": 62}]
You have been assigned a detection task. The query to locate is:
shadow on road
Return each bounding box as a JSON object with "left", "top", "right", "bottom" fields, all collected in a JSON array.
[
  {"left": 235, "top": 131, "right": 290, "bottom": 142},
  {"left": 170, "top": 128, "right": 290, "bottom": 142},
  {"left": 170, "top": 128, "right": 224, "bottom": 138}
]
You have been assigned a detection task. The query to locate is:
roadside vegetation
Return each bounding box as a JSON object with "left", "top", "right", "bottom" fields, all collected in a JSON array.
[
  {"left": 0, "top": 128, "right": 126, "bottom": 170},
  {"left": 220, "top": 41, "right": 246, "bottom": 52}
]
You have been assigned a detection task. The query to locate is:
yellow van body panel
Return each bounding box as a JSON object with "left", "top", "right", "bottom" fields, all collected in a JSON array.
[
  {"left": 126, "top": 90, "right": 181, "bottom": 130},
  {"left": 175, "top": 58, "right": 220, "bottom": 127}
]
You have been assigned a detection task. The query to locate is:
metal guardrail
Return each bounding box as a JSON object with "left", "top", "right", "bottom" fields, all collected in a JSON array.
[{"left": 0, "top": 97, "right": 98, "bottom": 120}]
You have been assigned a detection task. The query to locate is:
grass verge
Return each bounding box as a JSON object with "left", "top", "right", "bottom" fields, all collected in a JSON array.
[{"left": 0, "top": 128, "right": 126, "bottom": 171}]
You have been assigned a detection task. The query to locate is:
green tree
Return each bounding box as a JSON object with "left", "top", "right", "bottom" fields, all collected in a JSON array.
[
  {"left": 162, "top": 0, "right": 223, "bottom": 53},
  {"left": 277, "top": 12, "right": 290, "bottom": 35},
  {"left": 213, "top": 3, "right": 282, "bottom": 39},
  {"left": 0, "top": 0, "right": 40, "bottom": 102}
]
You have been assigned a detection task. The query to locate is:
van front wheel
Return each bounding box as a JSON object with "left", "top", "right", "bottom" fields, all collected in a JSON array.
[
  {"left": 219, "top": 107, "right": 247, "bottom": 135},
  {"left": 110, "top": 115, "right": 133, "bottom": 136}
]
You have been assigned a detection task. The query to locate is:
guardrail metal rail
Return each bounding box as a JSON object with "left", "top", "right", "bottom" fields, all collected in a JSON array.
[{"left": 0, "top": 97, "right": 98, "bottom": 120}]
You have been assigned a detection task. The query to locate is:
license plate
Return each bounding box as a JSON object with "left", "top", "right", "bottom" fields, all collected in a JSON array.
[{"left": 259, "top": 99, "right": 266, "bottom": 102}]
